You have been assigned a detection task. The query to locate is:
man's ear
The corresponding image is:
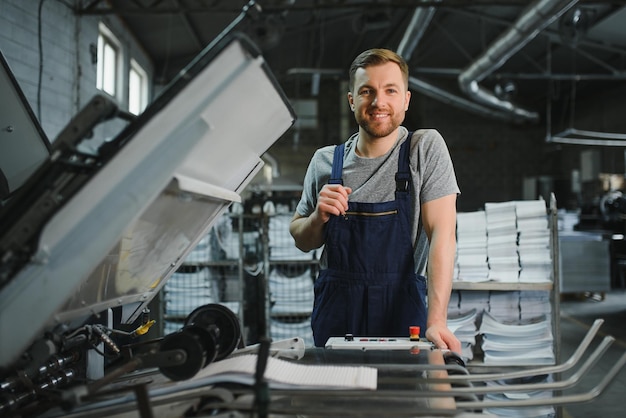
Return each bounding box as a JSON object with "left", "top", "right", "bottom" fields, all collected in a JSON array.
[{"left": 347, "top": 92, "right": 355, "bottom": 111}]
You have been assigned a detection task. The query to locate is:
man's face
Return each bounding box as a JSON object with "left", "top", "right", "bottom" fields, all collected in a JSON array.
[{"left": 348, "top": 61, "right": 411, "bottom": 139}]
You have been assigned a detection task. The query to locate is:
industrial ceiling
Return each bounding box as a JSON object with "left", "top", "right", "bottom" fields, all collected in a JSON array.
[{"left": 80, "top": 1, "right": 626, "bottom": 136}]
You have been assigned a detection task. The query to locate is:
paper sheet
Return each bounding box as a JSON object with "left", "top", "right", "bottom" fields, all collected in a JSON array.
[{"left": 193, "top": 354, "right": 378, "bottom": 390}]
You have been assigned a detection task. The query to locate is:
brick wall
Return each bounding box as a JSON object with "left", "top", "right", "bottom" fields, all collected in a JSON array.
[{"left": 0, "top": 0, "right": 152, "bottom": 146}]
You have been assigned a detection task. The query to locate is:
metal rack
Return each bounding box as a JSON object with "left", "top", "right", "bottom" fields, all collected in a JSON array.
[
  {"left": 451, "top": 194, "right": 561, "bottom": 368},
  {"left": 166, "top": 210, "right": 319, "bottom": 346}
]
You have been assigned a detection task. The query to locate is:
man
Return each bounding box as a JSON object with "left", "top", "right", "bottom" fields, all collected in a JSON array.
[{"left": 290, "top": 48, "right": 461, "bottom": 353}]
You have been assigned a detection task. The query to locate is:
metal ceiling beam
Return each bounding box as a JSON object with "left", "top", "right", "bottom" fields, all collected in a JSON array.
[
  {"left": 413, "top": 67, "right": 626, "bottom": 80},
  {"left": 172, "top": 0, "right": 205, "bottom": 51},
  {"left": 458, "top": 0, "right": 583, "bottom": 123},
  {"left": 408, "top": 76, "right": 528, "bottom": 122},
  {"left": 448, "top": 5, "right": 626, "bottom": 77},
  {"left": 77, "top": 1, "right": 549, "bottom": 16},
  {"left": 397, "top": 1, "right": 530, "bottom": 123}
]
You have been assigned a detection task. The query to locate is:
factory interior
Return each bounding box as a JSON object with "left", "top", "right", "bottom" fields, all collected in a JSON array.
[{"left": 1, "top": 0, "right": 626, "bottom": 417}]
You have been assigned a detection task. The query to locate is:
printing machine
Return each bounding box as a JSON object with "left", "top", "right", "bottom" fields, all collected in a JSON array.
[
  {"left": 0, "top": 13, "right": 299, "bottom": 414},
  {"left": 1, "top": 5, "right": 626, "bottom": 417}
]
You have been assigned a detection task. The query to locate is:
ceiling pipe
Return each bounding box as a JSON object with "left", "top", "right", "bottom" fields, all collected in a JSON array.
[
  {"left": 290, "top": 1, "right": 581, "bottom": 124},
  {"left": 398, "top": 2, "right": 521, "bottom": 122},
  {"left": 397, "top": 0, "right": 440, "bottom": 62},
  {"left": 408, "top": 76, "right": 524, "bottom": 122},
  {"left": 458, "top": 0, "right": 580, "bottom": 124}
]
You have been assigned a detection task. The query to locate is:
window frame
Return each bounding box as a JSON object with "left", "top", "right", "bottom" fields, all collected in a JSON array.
[
  {"left": 128, "top": 58, "right": 148, "bottom": 115},
  {"left": 96, "top": 23, "right": 123, "bottom": 100}
]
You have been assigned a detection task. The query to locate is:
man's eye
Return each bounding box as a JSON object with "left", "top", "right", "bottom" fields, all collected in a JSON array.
[{"left": 360, "top": 89, "right": 371, "bottom": 95}]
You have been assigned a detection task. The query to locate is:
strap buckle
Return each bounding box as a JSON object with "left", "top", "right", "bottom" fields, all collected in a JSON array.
[{"left": 395, "top": 173, "right": 410, "bottom": 192}]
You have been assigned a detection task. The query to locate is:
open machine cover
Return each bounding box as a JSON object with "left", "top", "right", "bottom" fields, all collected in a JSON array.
[
  {"left": 0, "top": 33, "right": 295, "bottom": 368},
  {"left": 0, "top": 51, "right": 51, "bottom": 199}
]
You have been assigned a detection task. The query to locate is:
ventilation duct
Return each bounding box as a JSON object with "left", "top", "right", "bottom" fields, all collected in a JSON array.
[
  {"left": 398, "top": 0, "right": 579, "bottom": 123},
  {"left": 398, "top": 2, "right": 522, "bottom": 123},
  {"left": 397, "top": 1, "right": 440, "bottom": 62},
  {"left": 408, "top": 76, "right": 527, "bottom": 123},
  {"left": 458, "top": 0, "right": 580, "bottom": 123}
]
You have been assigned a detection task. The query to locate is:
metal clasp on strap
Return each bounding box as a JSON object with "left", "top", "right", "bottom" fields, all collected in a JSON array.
[{"left": 395, "top": 173, "right": 410, "bottom": 192}]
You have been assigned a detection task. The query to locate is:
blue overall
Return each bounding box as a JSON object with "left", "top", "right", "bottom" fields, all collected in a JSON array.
[{"left": 311, "top": 136, "right": 428, "bottom": 347}]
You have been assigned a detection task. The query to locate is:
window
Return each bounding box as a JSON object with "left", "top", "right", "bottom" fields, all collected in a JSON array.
[
  {"left": 96, "top": 23, "right": 121, "bottom": 98},
  {"left": 128, "top": 59, "right": 148, "bottom": 115}
]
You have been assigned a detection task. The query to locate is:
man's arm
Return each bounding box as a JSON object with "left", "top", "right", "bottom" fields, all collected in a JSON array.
[
  {"left": 289, "top": 212, "right": 326, "bottom": 252},
  {"left": 289, "top": 184, "right": 352, "bottom": 252},
  {"left": 421, "top": 193, "right": 462, "bottom": 353}
]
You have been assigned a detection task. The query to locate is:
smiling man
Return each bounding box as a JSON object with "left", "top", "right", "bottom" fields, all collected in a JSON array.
[{"left": 290, "top": 48, "right": 461, "bottom": 353}]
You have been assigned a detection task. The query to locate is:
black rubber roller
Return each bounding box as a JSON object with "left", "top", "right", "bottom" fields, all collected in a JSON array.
[
  {"left": 184, "top": 303, "right": 241, "bottom": 361},
  {"left": 159, "top": 325, "right": 216, "bottom": 381}
]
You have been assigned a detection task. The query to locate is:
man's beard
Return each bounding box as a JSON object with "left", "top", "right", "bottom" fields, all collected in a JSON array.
[{"left": 358, "top": 114, "right": 402, "bottom": 138}]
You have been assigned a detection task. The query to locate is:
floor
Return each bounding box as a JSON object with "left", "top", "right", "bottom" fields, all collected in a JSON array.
[{"left": 558, "top": 290, "right": 626, "bottom": 418}]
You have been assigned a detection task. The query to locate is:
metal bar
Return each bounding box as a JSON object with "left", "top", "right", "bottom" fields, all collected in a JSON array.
[
  {"left": 457, "top": 351, "right": 626, "bottom": 410},
  {"left": 398, "top": 336, "right": 614, "bottom": 394},
  {"left": 77, "top": 1, "right": 539, "bottom": 15},
  {"left": 570, "top": 128, "right": 626, "bottom": 140},
  {"left": 446, "top": 319, "right": 604, "bottom": 382},
  {"left": 133, "top": 384, "right": 154, "bottom": 418},
  {"left": 413, "top": 67, "right": 626, "bottom": 80},
  {"left": 58, "top": 347, "right": 626, "bottom": 417},
  {"left": 549, "top": 136, "right": 626, "bottom": 146},
  {"left": 549, "top": 127, "right": 626, "bottom": 146}
]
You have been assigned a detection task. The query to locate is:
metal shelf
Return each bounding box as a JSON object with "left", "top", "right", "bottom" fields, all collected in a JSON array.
[
  {"left": 451, "top": 194, "right": 561, "bottom": 373},
  {"left": 452, "top": 281, "right": 553, "bottom": 291}
]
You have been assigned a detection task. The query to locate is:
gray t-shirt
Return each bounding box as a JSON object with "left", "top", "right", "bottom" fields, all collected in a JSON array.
[{"left": 296, "top": 126, "right": 460, "bottom": 275}]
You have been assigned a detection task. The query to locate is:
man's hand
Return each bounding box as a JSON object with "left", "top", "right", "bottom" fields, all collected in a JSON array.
[
  {"left": 315, "top": 184, "right": 352, "bottom": 222},
  {"left": 290, "top": 184, "right": 352, "bottom": 252},
  {"left": 426, "top": 324, "right": 462, "bottom": 354}
]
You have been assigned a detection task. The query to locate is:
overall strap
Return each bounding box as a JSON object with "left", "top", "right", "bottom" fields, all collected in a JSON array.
[
  {"left": 329, "top": 143, "right": 345, "bottom": 185},
  {"left": 395, "top": 131, "right": 413, "bottom": 193}
]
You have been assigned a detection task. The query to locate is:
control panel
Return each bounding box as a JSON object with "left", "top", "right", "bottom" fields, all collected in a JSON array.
[{"left": 324, "top": 335, "right": 434, "bottom": 351}]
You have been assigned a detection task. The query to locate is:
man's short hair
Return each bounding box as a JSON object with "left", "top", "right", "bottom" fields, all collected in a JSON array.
[{"left": 348, "top": 49, "right": 409, "bottom": 92}]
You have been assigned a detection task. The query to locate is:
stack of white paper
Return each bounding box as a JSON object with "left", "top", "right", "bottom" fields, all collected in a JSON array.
[
  {"left": 269, "top": 214, "right": 315, "bottom": 261},
  {"left": 453, "top": 290, "right": 491, "bottom": 319},
  {"left": 519, "top": 291, "right": 552, "bottom": 321},
  {"left": 447, "top": 309, "right": 478, "bottom": 361},
  {"left": 164, "top": 267, "right": 218, "bottom": 316},
  {"left": 484, "top": 374, "right": 555, "bottom": 417},
  {"left": 479, "top": 310, "right": 554, "bottom": 365},
  {"left": 488, "top": 291, "right": 520, "bottom": 323},
  {"left": 164, "top": 268, "right": 220, "bottom": 333},
  {"left": 184, "top": 233, "right": 212, "bottom": 263},
  {"left": 193, "top": 354, "right": 378, "bottom": 390},
  {"left": 269, "top": 267, "right": 314, "bottom": 315},
  {"left": 485, "top": 202, "right": 520, "bottom": 282},
  {"left": 515, "top": 200, "right": 552, "bottom": 283},
  {"left": 193, "top": 213, "right": 241, "bottom": 261},
  {"left": 455, "top": 211, "right": 489, "bottom": 282},
  {"left": 448, "top": 290, "right": 461, "bottom": 314}
]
